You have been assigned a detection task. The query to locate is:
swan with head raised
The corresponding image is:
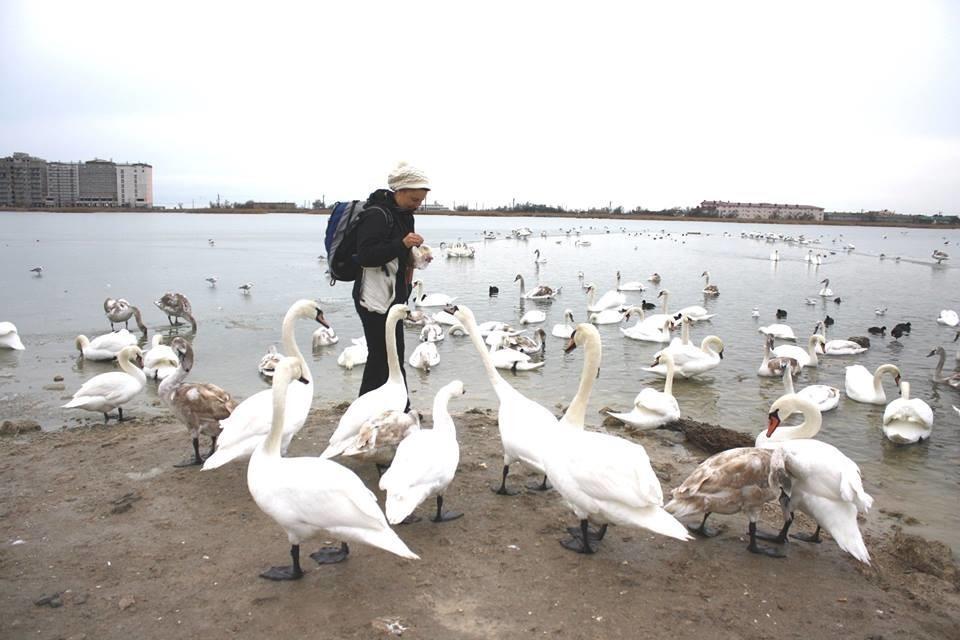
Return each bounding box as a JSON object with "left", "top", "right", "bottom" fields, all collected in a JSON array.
[
  {"left": 927, "top": 346, "right": 960, "bottom": 389},
  {"left": 380, "top": 380, "right": 465, "bottom": 524},
  {"left": 202, "top": 300, "right": 327, "bottom": 469},
  {"left": 758, "top": 335, "right": 800, "bottom": 378},
  {"left": 543, "top": 323, "right": 692, "bottom": 553},
  {"left": 781, "top": 361, "right": 840, "bottom": 412},
  {"left": 63, "top": 345, "right": 145, "bottom": 423},
  {"left": 882, "top": 380, "right": 933, "bottom": 444},
  {"left": 322, "top": 304, "right": 411, "bottom": 459},
  {"left": 551, "top": 310, "right": 575, "bottom": 338},
  {"left": 756, "top": 393, "right": 873, "bottom": 564},
  {"left": 585, "top": 284, "right": 626, "bottom": 313},
  {"left": 246, "top": 357, "right": 418, "bottom": 580},
  {"left": 411, "top": 280, "right": 456, "bottom": 307},
  {"left": 772, "top": 334, "right": 824, "bottom": 369},
  {"left": 818, "top": 278, "right": 834, "bottom": 297},
  {"left": 615, "top": 271, "right": 646, "bottom": 292},
  {"left": 450, "top": 304, "right": 558, "bottom": 494},
  {"left": 701, "top": 270, "right": 719, "bottom": 296},
  {"left": 844, "top": 363, "right": 901, "bottom": 405},
  {"left": 515, "top": 274, "right": 560, "bottom": 300}
]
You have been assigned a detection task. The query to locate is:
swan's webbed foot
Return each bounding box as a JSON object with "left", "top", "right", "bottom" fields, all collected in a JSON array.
[
  {"left": 430, "top": 496, "right": 463, "bottom": 523},
  {"left": 260, "top": 544, "right": 304, "bottom": 580},
  {"left": 688, "top": 514, "right": 723, "bottom": 538},
  {"left": 566, "top": 523, "right": 607, "bottom": 542},
  {"left": 492, "top": 465, "right": 520, "bottom": 496},
  {"left": 748, "top": 522, "right": 786, "bottom": 558},
  {"left": 174, "top": 437, "right": 204, "bottom": 467},
  {"left": 309, "top": 541, "right": 349, "bottom": 565},
  {"left": 790, "top": 525, "right": 822, "bottom": 544},
  {"left": 560, "top": 520, "right": 597, "bottom": 554},
  {"left": 526, "top": 475, "right": 551, "bottom": 492},
  {"left": 755, "top": 506, "right": 793, "bottom": 543}
]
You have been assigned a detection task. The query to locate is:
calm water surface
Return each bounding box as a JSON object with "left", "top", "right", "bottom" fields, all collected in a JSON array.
[{"left": 2, "top": 211, "right": 959, "bottom": 550}]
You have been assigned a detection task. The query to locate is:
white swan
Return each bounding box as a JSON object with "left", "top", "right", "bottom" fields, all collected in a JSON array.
[
  {"left": 312, "top": 325, "right": 339, "bottom": 348},
  {"left": 63, "top": 345, "right": 145, "bottom": 423},
  {"left": 322, "top": 305, "right": 411, "bottom": 459},
  {"left": 202, "top": 300, "right": 327, "bottom": 469},
  {"left": 533, "top": 249, "right": 547, "bottom": 264},
  {"left": 772, "top": 334, "right": 823, "bottom": 369},
  {"left": 246, "top": 357, "right": 418, "bottom": 580},
  {"left": 666, "top": 447, "right": 789, "bottom": 555},
  {"left": 257, "top": 344, "right": 283, "bottom": 378},
  {"left": 511, "top": 328, "right": 546, "bottom": 355},
  {"left": 337, "top": 337, "right": 368, "bottom": 369},
  {"left": 658, "top": 289, "right": 715, "bottom": 322},
  {"left": 419, "top": 322, "right": 444, "bottom": 342},
  {"left": 380, "top": 380, "right": 465, "bottom": 524},
  {"left": 936, "top": 309, "right": 959, "bottom": 327},
  {"left": 647, "top": 272, "right": 662, "bottom": 283},
  {"left": 758, "top": 335, "right": 800, "bottom": 378},
  {"left": 585, "top": 284, "right": 626, "bottom": 313},
  {"left": 823, "top": 337, "right": 868, "bottom": 356},
  {"left": 781, "top": 361, "right": 839, "bottom": 412},
  {"left": 75, "top": 329, "right": 139, "bottom": 361},
  {"left": 818, "top": 278, "right": 834, "bottom": 297},
  {"left": 515, "top": 274, "right": 560, "bottom": 300},
  {"left": 544, "top": 323, "right": 692, "bottom": 553},
  {"left": 608, "top": 351, "right": 680, "bottom": 429},
  {"left": 701, "top": 270, "right": 719, "bottom": 296},
  {"left": 589, "top": 307, "right": 626, "bottom": 325},
  {"left": 408, "top": 341, "right": 440, "bottom": 372},
  {"left": 621, "top": 315, "right": 673, "bottom": 343},
  {"left": 647, "top": 335, "right": 724, "bottom": 378},
  {"left": 452, "top": 304, "right": 558, "bottom": 494},
  {"left": 159, "top": 337, "right": 237, "bottom": 466},
  {"left": 551, "top": 309, "right": 575, "bottom": 338},
  {"left": 615, "top": 271, "right": 645, "bottom": 292},
  {"left": 520, "top": 309, "right": 546, "bottom": 325},
  {"left": 411, "top": 280, "right": 456, "bottom": 307},
  {"left": 0, "top": 321, "right": 25, "bottom": 350},
  {"left": 882, "top": 380, "right": 933, "bottom": 444},
  {"left": 758, "top": 323, "right": 797, "bottom": 341},
  {"left": 769, "top": 250, "right": 780, "bottom": 262},
  {"left": 756, "top": 394, "right": 873, "bottom": 564},
  {"left": 489, "top": 336, "right": 544, "bottom": 371},
  {"left": 844, "top": 363, "right": 901, "bottom": 405},
  {"left": 142, "top": 334, "right": 180, "bottom": 381}
]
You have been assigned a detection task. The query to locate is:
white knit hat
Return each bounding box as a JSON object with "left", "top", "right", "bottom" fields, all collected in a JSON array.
[{"left": 387, "top": 161, "right": 431, "bottom": 191}]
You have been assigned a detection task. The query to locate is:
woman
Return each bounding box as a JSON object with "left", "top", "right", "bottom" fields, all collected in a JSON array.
[{"left": 353, "top": 162, "right": 430, "bottom": 402}]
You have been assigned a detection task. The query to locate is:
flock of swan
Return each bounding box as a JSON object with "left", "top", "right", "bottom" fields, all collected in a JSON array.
[{"left": 3, "top": 224, "right": 959, "bottom": 581}]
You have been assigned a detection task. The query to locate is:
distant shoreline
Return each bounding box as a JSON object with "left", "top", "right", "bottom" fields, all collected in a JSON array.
[{"left": 3, "top": 206, "right": 959, "bottom": 229}]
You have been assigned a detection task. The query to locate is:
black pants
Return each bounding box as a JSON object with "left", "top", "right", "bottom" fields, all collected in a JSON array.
[{"left": 354, "top": 300, "right": 409, "bottom": 407}]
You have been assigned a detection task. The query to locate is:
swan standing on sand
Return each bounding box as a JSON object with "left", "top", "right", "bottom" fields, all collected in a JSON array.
[
  {"left": 701, "top": 270, "right": 719, "bottom": 296},
  {"left": 159, "top": 338, "right": 237, "bottom": 466},
  {"left": 451, "top": 304, "right": 559, "bottom": 495},
  {"left": 755, "top": 394, "right": 873, "bottom": 564},
  {"left": 76, "top": 329, "right": 139, "bottom": 361},
  {"left": 882, "top": 380, "right": 933, "bottom": 444},
  {"left": 142, "top": 334, "right": 180, "bottom": 381},
  {"left": 203, "top": 300, "right": 328, "bottom": 469},
  {"left": 380, "top": 380, "right": 465, "bottom": 524},
  {"left": 63, "top": 345, "right": 145, "bottom": 423},
  {"left": 246, "top": 357, "right": 418, "bottom": 580},
  {"left": 104, "top": 298, "right": 148, "bottom": 335},
  {"left": 544, "top": 323, "right": 692, "bottom": 553},
  {"left": 607, "top": 351, "right": 681, "bottom": 429},
  {"left": 844, "top": 363, "right": 901, "bottom": 404},
  {"left": 615, "top": 271, "right": 645, "bottom": 291},
  {"left": 322, "top": 304, "right": 411, "bottom": 459},
  {"left": 411, "top": 280, "right": 456, "bottom": 307},
  {"left": 552, "top": 310, "right": 575, "bottom": 338},
  {"left": 155, "top": 292, "right": 198, "bottom": 332},
  {"left": 0, "top": 322, "right": 25, "bottom": 350},
  {"left": 666, "top": 447, "right": 789, "bottom": 556}
]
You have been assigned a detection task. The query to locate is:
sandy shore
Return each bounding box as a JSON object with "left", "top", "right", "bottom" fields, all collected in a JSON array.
[{"left": 1, "top": 408, "right": 958, "bottom": 640}]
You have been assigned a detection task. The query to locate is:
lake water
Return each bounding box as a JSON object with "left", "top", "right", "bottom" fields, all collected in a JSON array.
[{"left": 2, "top": 211, "right": 959, "bottom": 550}]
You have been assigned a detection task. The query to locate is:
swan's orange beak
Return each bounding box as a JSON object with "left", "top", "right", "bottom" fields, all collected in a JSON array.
[{"left": 766, "top": 410, "right": 781, "bottom": 437}]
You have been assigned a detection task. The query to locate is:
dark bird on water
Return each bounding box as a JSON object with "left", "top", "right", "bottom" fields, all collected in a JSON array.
[
  {"left": 489, "top": 286, "right": 499, "bottom": 297},
  {"left": 833, "top": 297, "right": 842, "bottom": 304},
  {"left": 641, "top": 300, "right": 656, "bottom": 311},
  {"left": 891, "top": 322, "right": 911, "bottom": 340},
  {"left": 848, "top": 336, "right": 871, "bottom": 348},
  {"left": 824, "top": 315, "right": 835, "bottom": 327},
  {"left": 775, "top": 309, "right": 788, "bottom": 319},
  {"left": 868, "top": 326, "right": 886, "bottom": 336}
]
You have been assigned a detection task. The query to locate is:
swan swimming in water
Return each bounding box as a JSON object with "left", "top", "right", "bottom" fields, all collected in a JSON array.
[
  {"left": 246, "top": 357, "right": 418, "bottom": 580},
  {"left": 514, "top": 274, "right": 560, "bottom": 300},
  {"left": 882, "top": 380, "right": 933, "bottom": 444},
  {"left": 337, "top": 338, "right": 368, "bottom": 369},
  {"left": 584, "top": 284, "right": 626, "bottom": 313},
  {"left": 411, "top": 280, "right": 456, "bottom": 307},
  {"left": 844, "top": 363, "right": 901, "bottom": 405},
  {"left": 551, "top": 309, "right": 575, "bottom": 338},
  {"left": 607, "top": 351, "right": 681, "bottom": 429},
  {"left": 615, "top": 271, "right": 645, "bottom": 292},
  {"left": 818, "top": 278, "right": 834, "bottom": 297},
  {"left": 76, "top": 329, "right": 139, "bottom": 361},
  {"left": 701, "top": 270, "right": 719, "bottom": 296},
  {"left": 0, "top": 322, "right": 25, "bottom": 350}
]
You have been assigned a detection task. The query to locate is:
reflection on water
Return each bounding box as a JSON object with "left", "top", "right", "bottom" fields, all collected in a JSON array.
[{"left": 1, "top": 211, "right": 959, "bottom": 549}]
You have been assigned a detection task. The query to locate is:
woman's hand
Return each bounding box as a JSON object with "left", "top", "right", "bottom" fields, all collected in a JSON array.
[{"left": 402, "top": 232, "right": 425, "bottom": 248}]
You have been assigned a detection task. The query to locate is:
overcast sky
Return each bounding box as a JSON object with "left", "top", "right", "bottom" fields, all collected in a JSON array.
[{"left": 2, "top": 1, "right": 958, "bottom": 213}]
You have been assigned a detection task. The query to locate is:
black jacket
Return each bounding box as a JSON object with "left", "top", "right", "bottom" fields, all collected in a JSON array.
[{"left": 352, "top": 189, "right": 416, "bottom": 308}]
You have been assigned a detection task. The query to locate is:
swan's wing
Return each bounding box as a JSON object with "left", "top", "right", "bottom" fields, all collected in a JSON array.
[
  {"left": 176, "top": 383, "right": 237, "bottom": 421},
  {"left": 559, "top": 431, "right": 664, "bottom": 508},
  {"left": 634, "top": 388, "right": 678, "bottom": 418},
  {"left": 70, "top": 372, "right": 138, "bottom": 402}
]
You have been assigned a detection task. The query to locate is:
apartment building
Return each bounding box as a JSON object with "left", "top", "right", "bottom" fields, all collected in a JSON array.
[
  {"left": 0, "top": 152, "right": 48, "bottom": 207},
  {"left": 46, "top": 161, "right": 80, "bottom": 207},
  {"left": 700, "top": 200, "right": 825, "bottom": 221}
]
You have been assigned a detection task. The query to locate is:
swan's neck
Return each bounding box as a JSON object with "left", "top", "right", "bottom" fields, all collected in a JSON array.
[
  {"left": 562, "top": 335, "right": 601, "bottom": 428},
  {"left": 432, "top": 393, "right": 456, "bottom": 436},
  {"left": 934, "top": 350, "right": 945, "bottom": 376},
  {"left": 899, "top": 381, "right": 911, "bottom": 400},
  {"left": 462, "top": 313, "right": 504, "bottom": 388},
  {"left": 263, "top": 376, "right": 290, "bottom": 456},
  {"left": 660, "top": 293, "right": 669, "bottom": 314},
  {"left": 516, "top": 276, "right": 525, "bottom": 294},
  {"left": 782, "top": 370, "right": 795, "bottom": 394},
  {"left": 662, "top": 356, "right": 675, "bottom": 397},
  {"left": 117, "top": 354, "right": 146, "bottom": 385},
  {"left": 280, "top": 309, "right": 311, "bottom": 383},
  {"left": 872, "top": 368, "right": 886, "bottom": 394},
  {"left": 157, "top": 358, "right": 187, "bottom": 400},
  {"left": 807, "top": 335, "right": 819, "bottom": 365},
  {"left": 681, "top": 319, "right": 690, "bottom": 345},
  {"left": 131, "top": 306, "right": 147, "bottom": 334},
  {"left": 384, "top": 310, "right": 403, "bottom": 383},
  {"left": 778, "top": 400, "right": 821, "bottom": 440}
]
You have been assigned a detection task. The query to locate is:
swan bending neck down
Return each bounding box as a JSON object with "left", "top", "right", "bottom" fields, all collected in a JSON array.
[
  {"left": 247, "top": 357, "right": 418, "bottom": 580},
  {"left": 203, "top": 300, "right": 327, "bottom": 469},
  {"left": 450, "top": 304, "right": 559, "bottom": 495},
  {"left": 758, "top": 393, "right": 873, "bottom": 564},
  {"left": 882, "top": 380, "right": 934, "bottom": 444},
  {"left": 543, "top": 323, "right": 692, "bottom": 553},
  {"left": 322, "top": 304, "right": 410, "bottom": 459}
]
